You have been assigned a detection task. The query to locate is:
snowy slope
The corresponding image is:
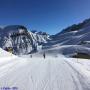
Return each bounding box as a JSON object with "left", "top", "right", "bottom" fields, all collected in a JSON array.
[
  {"left": 42, "top": 19, "right": 90, "bottom": 57},
  {"left": 51, "top": 19, "right": 90, "bottom": 46},
  {"left": 0, "top": 49, "right": 90, "bottom": 90},
  {"left": 0, "top": 48, "right": 16, "bottom": 67},
  {"left": 49, "top": 26, "right": 90, "bottom": 46},
  {"left": 0, "top": 48, "right": 16, "bottom": 58}
]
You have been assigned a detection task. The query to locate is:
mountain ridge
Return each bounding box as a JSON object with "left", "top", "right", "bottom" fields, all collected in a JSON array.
[
  {"left": 0, "top": 18, "right": 90, "bottom": 56},
  {"left": 0, "top": 25, "right": 50, "bottom": 55}
]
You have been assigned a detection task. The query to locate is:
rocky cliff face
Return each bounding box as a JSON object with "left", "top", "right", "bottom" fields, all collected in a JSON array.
[{"left": 0, "top": 25, "right": 50, "bottom": 55}]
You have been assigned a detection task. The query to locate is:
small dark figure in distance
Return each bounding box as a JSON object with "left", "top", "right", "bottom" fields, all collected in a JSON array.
[
  {"left": 30, "top": 54, "right": 32, "bottom": 58},
  {"left": 43, "top": 52, "right": 46, "bottom": 59}
]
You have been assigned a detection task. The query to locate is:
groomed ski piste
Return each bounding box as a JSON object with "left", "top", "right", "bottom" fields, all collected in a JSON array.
[{"left": 0, "top": 48, "right": 90, "bottom": 90}]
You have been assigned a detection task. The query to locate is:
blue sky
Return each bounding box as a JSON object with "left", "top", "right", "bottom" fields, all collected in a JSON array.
[{"left": 0, "top": 0, "right": 90, "bottom": 34}]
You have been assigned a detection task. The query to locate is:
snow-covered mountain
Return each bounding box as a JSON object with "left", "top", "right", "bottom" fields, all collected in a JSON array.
[
  {"left": 1, "top": 18, "right": 90, "bottom": 57},
  {"left": 42, "top": 18, "right": 90, "bottom": 57},
  {"left": 0, "top": 25, "right": 50, "bottom": 55},
  {"left": 50, "top": 18, "right": 90, "bottom": 45}
]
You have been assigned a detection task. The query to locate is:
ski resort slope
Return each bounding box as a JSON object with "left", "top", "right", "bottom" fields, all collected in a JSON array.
[{"left": 0, "top": 49, "right": 90, "bottom": 90}]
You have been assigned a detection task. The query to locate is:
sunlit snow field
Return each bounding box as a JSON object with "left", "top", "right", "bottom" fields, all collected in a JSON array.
[{"left": 0, "top": 48, "right": 90, "bottom": 90}]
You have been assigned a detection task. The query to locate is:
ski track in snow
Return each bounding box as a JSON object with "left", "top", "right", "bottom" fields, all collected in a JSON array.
[{"left": 0, "top": 56, "right": 90, "bottom": 90}]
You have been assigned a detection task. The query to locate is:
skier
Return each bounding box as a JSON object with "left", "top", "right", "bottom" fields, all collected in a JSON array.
[
  {"left": 43, "top": 52, "right": 46, "bottom": 59},
  {"left": 30, "top": 54, "right": 32, "bottom": 58}
]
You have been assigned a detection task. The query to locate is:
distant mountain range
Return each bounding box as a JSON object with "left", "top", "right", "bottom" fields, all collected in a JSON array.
[{"left": 0, "top": 18, "right": 90, "bottom": 57}]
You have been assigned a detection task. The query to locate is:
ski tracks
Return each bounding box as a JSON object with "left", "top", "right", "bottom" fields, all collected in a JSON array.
[{"left": 0, "top": 57, "right": 89, "bottom": 90}]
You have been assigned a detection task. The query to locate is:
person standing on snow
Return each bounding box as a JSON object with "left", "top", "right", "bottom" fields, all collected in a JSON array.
[
  {"left": 30, "top": 54, "right": 32, "bottom": 58},
  {"left": 43, "top": 52, "right": 46, "bottom": 59}
]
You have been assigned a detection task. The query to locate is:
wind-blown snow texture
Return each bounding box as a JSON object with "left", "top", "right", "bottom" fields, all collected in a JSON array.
[{"left": 0, "top": 48, "right": 90, "bottom": 90}]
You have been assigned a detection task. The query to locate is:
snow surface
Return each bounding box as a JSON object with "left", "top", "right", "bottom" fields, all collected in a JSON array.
[{"left": 0, "top": 48, "right": 90, "bottom": 90}]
